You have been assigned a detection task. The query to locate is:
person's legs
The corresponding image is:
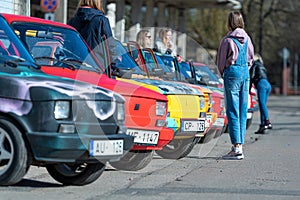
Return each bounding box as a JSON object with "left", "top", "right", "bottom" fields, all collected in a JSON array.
[
  {"left": 222, "top": 65, "right": 249, "bottom": 160},
  {"left": 264, "top": 80, "right": 272, "bottom": 128},
  {"left": 255, "top": 93, "right": 266, "bottom": 134},
  {"left": 256, "top": 79, "right": 272, "bottom": 133},
  {"left": 223, "top": 66, "right": 243, "bottom": 145},
  {"left": 255, "top": 85, "right": 266, "bottom": 134},
  {"left": 239, "top": 74, "right": 249, "bottom": 144},
  {"left": 257, "top": 80, "right": 267, "bottom": 125}
]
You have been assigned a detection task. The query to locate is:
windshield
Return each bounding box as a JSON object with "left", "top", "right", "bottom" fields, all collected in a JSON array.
[
  {"left": 0, "top": 16, "right": 35, "bottom": 62},
  {"left": 143, "top": 51, "right": 157, "bottom": 71},
  {"left": 11, "top": 22, "right": 104, "bottom": 73},
  {"left": 178, "top": 61, "right": 193, "bottom": 79},
  {"left": 194, "top": 64, "right": 221, "bottom": 86},
  {"left": 157, "top": 54, "right": 176, "bottom": 73},
  {"left": 154, "top": 54, "right": 173, "bottom": 73},
  {"left": 157, "top": 54, "right": 188, "bottom": 81},
  {"left": 113, "top": 40, "right": 144, "bottom": 75}
]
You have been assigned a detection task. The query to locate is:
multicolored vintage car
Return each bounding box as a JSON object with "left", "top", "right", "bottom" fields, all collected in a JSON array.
[
  {"left": 141, "top": 50, "right": 221, "bottom": 143},
  {"left": 177, "top": 61, "right": 227, "bottom": 140},
  {"left": 115, "top": 41, "right": 208, "bottom": 158},
  {"left": 3, "top": 13, "right": 175, "bottom": 171},
  {"left": 0, "top": 14, "right": 134, "bottom": 186}
]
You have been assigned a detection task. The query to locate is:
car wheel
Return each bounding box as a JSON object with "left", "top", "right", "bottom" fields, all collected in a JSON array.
[
  {"left": 155, "top": 137, "right": 195, "bottom": 159},
  {"left": 46, "top": 162, "right": 105, "bottom": 186},
  {"left": 109, "top": 150, "right": 154, "bottom": 171},
  {"left": 199, "top": 129, "right": 217, "bottom": 143},
  {"left": 0, "top": 118, "right": 30, "bottom": 186}
]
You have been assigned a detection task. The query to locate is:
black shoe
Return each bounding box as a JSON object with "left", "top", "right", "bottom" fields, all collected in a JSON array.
[
  {"left": 265, "top": 123, "right": 272, "bottom": 129},
  {"left": 255, "top": 125, "right": 266, "bottom": 134},
  {"left": 265, "top": 119, "right": 272, "bottom": 129}
]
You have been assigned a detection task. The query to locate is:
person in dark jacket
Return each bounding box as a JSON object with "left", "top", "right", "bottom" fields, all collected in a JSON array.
[
  {"left": 250, "top": 54, "right": 272, "bottom": 134},
  {"left": 68, "top": 0, "right": 116, "bottom": 72},
  {"left": 68, "top": 0, "right": 112, "bottom": 50}
]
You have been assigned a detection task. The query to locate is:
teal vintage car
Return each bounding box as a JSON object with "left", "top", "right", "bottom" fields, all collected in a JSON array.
[{"left": 0, "top": 14, "right": 134, "bottom": 186}]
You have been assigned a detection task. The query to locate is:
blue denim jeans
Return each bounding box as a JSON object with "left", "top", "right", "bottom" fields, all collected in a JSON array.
[
  {"left": 256, "top": 78, "right": 271, "bottom": 125},
  {"left": 223, "top": 65, "right": 249, "bottom": 144}
]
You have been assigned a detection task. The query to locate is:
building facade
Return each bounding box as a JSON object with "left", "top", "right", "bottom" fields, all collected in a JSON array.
[{"left": 1, "top": 0, "right": 241, "bottom": 61}]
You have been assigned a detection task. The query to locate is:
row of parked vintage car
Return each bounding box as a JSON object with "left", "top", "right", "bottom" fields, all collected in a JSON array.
[{"left": 0, "top": 14, "right": 257, "bottom": 186}]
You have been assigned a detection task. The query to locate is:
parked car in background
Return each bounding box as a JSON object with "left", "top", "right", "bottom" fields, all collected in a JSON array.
[
  {"left": 192, "top": 62, "right": 258, "bottom": 130},
  {"left": 150, "top": 52, "right": 223, "bottom": 142},
  {"left": 3, "top": 13, "right": 174, "bottom": 171},
  {"left": 178, "top": 61, "right": 227, "bottom": 138},
  {"left": 110, "top": 40, "right": 208, "bottom": 159},
  {"left": 0, "top": 14, "right": 134, "bottom": 186}
]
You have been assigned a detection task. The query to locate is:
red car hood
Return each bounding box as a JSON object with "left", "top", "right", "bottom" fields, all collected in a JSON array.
[{"left": 41, "top": 66, "right": 167, "bottom": 102}]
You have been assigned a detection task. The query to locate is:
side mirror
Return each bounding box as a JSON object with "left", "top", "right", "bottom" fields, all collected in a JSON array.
[
  {"left": 196, "top": 75, "right": 209, "bottom": 85},
  {"left": 111, "top": 68, "right": 133, "bottom": 79},
  {"left": 202, "top": 75, "right": 210, "bottom": 84},
  {"left": 186, "top": 78, "right": 195, "bottom": 84}
]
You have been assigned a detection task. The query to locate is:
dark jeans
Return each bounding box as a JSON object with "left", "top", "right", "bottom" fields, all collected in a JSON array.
[{"left": 256, "top": 78, "right": 271, "bottom": 125}]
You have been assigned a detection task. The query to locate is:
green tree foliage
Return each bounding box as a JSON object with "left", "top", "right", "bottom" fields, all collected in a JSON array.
[
  {"left": 187, "top": 8, "right": 230, "bottom": 50},
  {"left": 243, "top": 0, "right": 300, "bottom": 86}
]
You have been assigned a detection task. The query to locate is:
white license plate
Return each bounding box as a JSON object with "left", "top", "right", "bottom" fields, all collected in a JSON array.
[
  {"left": 213, "top": 118, "right": 225, "bottom": 127},
  {"left": 126, "top": 129, "right": 159, "bottom": 145},
  {"left": 89, "top": 140, "right": 123, "bottom": 156},
  {"left": 182, "top": 120, "right": 205, "bottom": 132}
]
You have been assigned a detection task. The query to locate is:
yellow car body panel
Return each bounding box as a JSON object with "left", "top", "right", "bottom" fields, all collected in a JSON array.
[{"left": 118, "top": 77, "right": 205, "bottom": 139}]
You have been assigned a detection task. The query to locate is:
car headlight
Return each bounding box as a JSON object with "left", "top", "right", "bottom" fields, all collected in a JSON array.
[
  {"left": 156, "top": 101, "right": 167, "bottom": 116},
  {"left": 117, "top": 103, "right": 125, "bottom": 121},
  {"left": 200, "top": 96, "right": 206, "bottom": 110},
  {"left": 54, "top": 101, "right": 70, "bottom": 119}
]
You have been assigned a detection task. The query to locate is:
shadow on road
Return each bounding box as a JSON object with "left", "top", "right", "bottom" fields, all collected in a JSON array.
[{"left": 11, "top": 179, "right": 63, "bottom": 188}]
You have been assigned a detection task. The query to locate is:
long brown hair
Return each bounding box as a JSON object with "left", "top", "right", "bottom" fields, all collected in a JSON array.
[
  {"left": 159, "top": 28, "right": 172, "bottom": 48},
  {"left": 227, "top": 11, "right": 244, "bottom": 31},
  {"left": 78, "top": 0, "right": 104, "bottom": 13},
  {"left": 136, "top": 30, "right": 150, "bottom": 48}
]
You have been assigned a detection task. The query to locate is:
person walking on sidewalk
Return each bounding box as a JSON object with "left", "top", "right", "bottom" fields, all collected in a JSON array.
[
  {"left": 250, "top": 54, "right": 272, "bottom": 134},
  {"left": 217, "top": 11, "right": 254, "bottom": 160}
]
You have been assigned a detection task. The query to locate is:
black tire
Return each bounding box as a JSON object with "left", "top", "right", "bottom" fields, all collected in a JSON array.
[
  {"left": 0, "top": 118, "right": 29, "bottom": 186},
  {"left": 155, "top": 137, "right": 195, "bottom": 159},
  {"left": 46, "top": 162, "right": 105, "bottom": 186},
  {"left": 179, "top": 137, "right": 201, "bottom": 158},
  {"left": 110, "top": 150, "right": 154, "bottom": 171},
  {"left": 199, "top": 129, "right": 217, "bottom": 144}
]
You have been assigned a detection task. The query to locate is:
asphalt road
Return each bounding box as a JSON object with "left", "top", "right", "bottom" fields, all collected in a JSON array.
[{"left": 1, "top": 95, "right": 300, "bottom": 200}]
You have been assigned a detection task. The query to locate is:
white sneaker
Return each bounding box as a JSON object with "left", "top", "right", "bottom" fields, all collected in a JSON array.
[{"left": 222, "top": 146, "right": 244, "bottom": 160}]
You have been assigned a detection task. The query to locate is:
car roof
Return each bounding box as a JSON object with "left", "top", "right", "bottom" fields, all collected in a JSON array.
[{"left": 1, "top": 13, "right": 76, "bottom": 31}]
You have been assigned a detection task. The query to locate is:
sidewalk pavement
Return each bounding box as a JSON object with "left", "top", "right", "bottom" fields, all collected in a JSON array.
[{"left": 182, "top": 94, "right": 300, "bottom": 199}]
